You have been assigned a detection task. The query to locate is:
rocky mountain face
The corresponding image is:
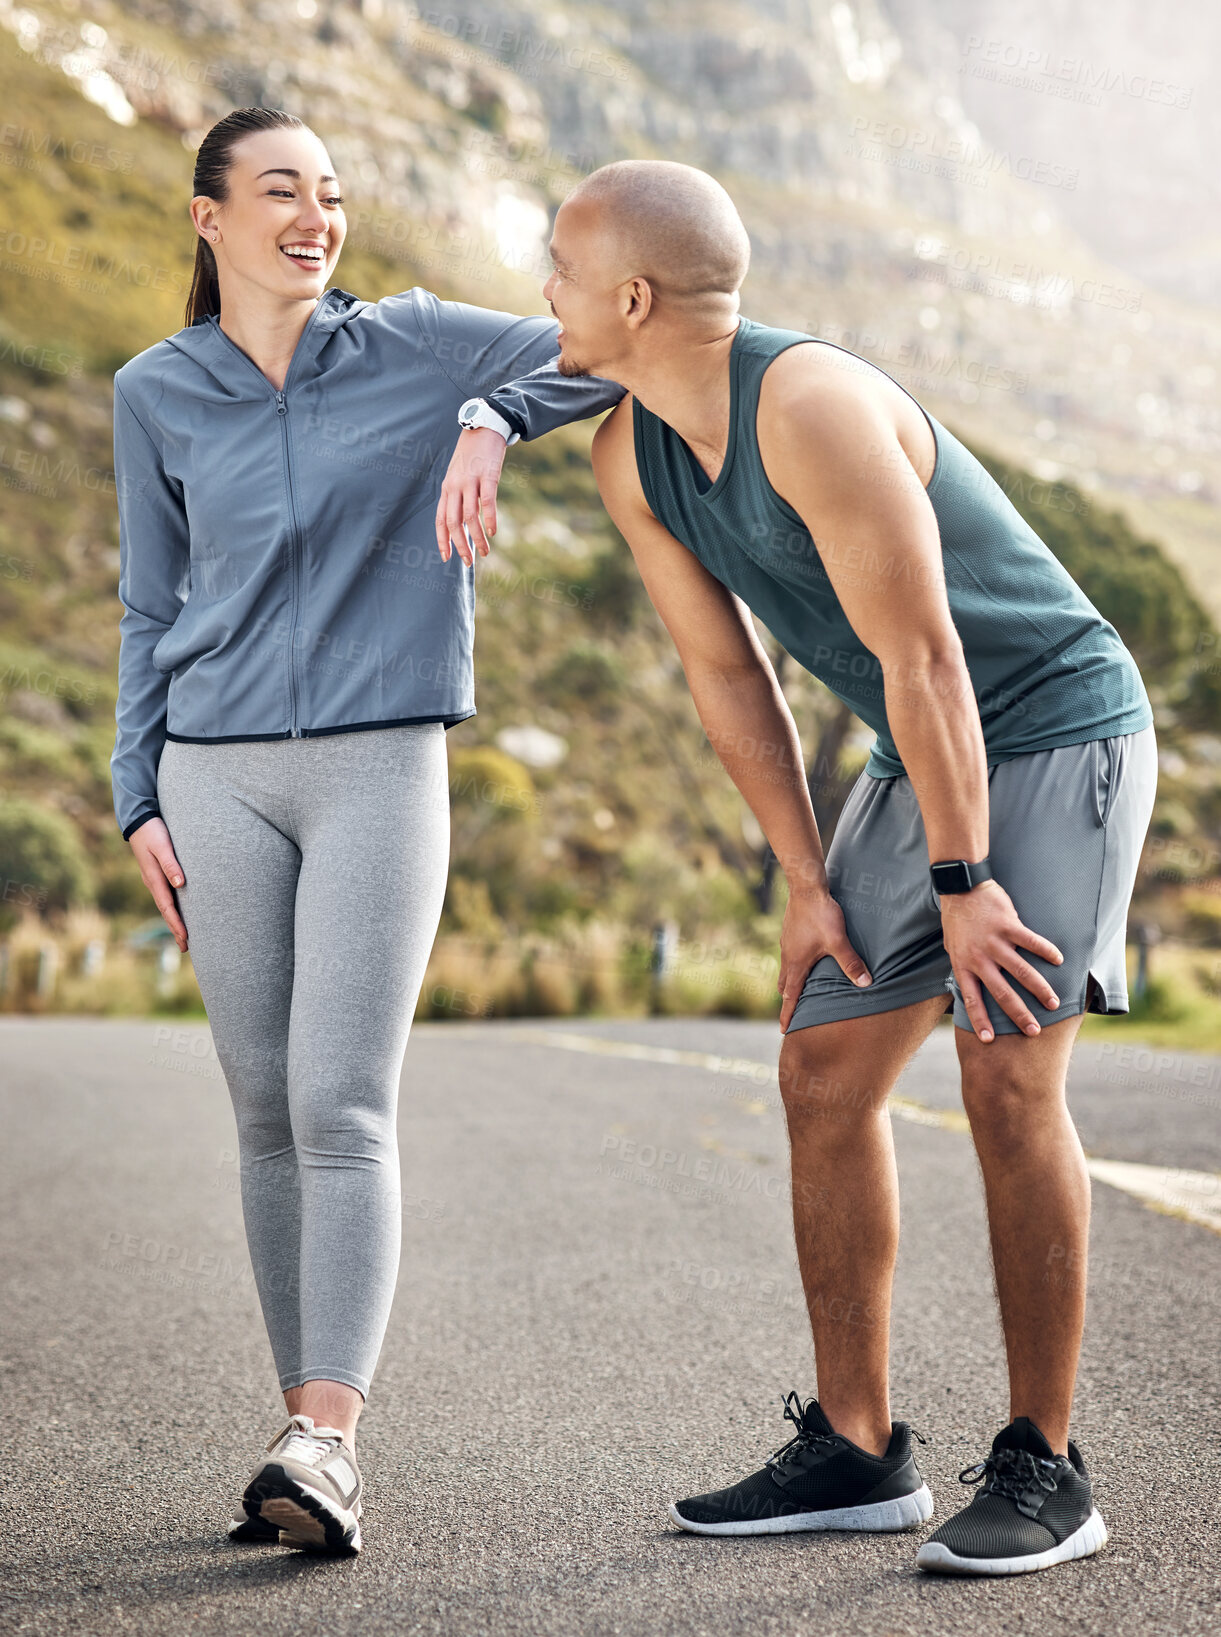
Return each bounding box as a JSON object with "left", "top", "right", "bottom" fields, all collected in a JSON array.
[
  {"left": 5, "top": 0, "right": 1219, "bottom": 618},
  {"left": 413, "top": 0, "right": 1218, "bottom": 597},
  {"left": 2, "top": 0, "right": 1219, "bottom": 972},
  {"left": 882, "top": 0, "right": 1221, "bottom": 309}
]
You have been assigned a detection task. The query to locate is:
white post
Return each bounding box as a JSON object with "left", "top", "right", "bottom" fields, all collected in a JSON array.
[{"left": 156, "top": 942, "right": 181, "bottom": 997}]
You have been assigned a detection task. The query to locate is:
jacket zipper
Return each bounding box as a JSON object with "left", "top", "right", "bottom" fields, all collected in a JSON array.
[
  {"left": 209, "top": 299, "right": 326, "bottom": 740},
  {"left": 276, "top": 386, "right": 303, "bottom": 736}
]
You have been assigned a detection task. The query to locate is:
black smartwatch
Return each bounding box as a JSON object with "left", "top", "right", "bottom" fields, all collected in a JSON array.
[{"left": 930, "top": 856, "right": 993, "bottom": 894}]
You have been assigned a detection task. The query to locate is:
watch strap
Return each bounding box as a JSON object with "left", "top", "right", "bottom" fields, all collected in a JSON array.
[{"left": 458, "top": 397, "right": 521, "bottom": 445}]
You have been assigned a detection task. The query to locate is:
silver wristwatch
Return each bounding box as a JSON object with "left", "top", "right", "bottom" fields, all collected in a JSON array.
[{"left": 457, "top": 397, "right": 520, "bottom": 445}]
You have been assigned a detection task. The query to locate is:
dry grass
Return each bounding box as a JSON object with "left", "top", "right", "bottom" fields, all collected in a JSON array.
[{"left": 4, "top": 916, "right": 1218, "bottom": 1053}]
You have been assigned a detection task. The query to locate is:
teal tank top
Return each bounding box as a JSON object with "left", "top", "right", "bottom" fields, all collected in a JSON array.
[{"left": 631, "top": 315, "right": 1153, "bottom": 778}]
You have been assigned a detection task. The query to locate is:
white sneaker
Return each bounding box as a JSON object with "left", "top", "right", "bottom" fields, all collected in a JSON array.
[
  {"left": 225, "top": 1510, "right": 307, "bottom": 1546},
  {"left": 240, "top": 1414, "right": 363, "bottom": 1556}
]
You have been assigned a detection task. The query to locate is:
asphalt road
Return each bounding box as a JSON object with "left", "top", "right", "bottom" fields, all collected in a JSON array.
[{"left": 1, "top": 1013, "right": 1218, "bottom": 1637}]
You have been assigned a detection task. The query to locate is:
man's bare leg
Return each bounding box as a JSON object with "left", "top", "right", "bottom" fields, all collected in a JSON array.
[
  {"left": 778, "top": 994, "right": 950, "bottom": 1457},
  {"left": 955, "top": 1006, "right": 1090, "bottom": 1457}
]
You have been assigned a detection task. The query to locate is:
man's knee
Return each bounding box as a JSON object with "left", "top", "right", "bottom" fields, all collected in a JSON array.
[
  {"left": 957, "top": 1000, "right": 1084, "bottom": 1134},
  {"left": 960, "top": 1063, "right": 1034, "bottom": 1136},
  {"left": 780, "top": 995, "right": 947, "bottom": 1132},
  {"left": 779, "top": 1022, "right": 886, "bottom": 1132},
  {"left": 959, "top": 1048, "right": 1073, "bottom": 1142}
]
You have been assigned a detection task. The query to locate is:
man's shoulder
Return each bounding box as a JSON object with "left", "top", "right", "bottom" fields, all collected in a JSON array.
[
  {"left": 756, "top": 336, "right": 883, "bottom": 420},
  {"left": 591, "top": 391, "right": 638, "bottom": 470},
  {"left": 591, "top": 393, "right": 655, "bottom": 520},
  {"left": 754, "top": 335, "right": 932, "bottom": 494},
  {"left": 753, "top": 344, "right": 891, "bottom": 495}
]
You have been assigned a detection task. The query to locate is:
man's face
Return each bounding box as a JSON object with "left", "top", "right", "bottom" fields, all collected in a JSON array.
[{"left": 541, "top": 198, "right": 629, "bottom": 380}]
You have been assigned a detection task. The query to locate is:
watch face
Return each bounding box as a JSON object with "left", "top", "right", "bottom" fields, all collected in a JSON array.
[{"left": 932, "top": 860, "right": 971, "bottom": 893}]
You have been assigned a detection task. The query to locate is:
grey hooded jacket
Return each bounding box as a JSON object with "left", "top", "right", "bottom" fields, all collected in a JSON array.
[{"left": 110, "top": 285, "right": 626, "bottom": 840}]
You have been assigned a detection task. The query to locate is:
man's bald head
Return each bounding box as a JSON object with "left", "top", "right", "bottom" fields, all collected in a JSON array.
[{"left": 563, "top": 160, "right": 750, "bottom": 318}]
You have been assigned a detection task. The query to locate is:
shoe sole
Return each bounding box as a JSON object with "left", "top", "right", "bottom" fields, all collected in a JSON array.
[
  {"left": 668, "top": 1482, "right": 935, "bottom": 1536},
  {"left": 915, "top": 1507, "right": 1108, "bottom": 1575},
  {"left": 226, "top": 1515, "right": 314, "bottom": 1548},
  {"left": 243, "top": 1465, "right": 363, "bottom": 1557},
  {"left": 227, "top": 1515, "right": 294, "bottom": 1544}
]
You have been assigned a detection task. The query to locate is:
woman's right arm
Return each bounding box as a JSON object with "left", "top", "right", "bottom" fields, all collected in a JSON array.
[{"left": 111, "top": 379, "right": 190, "bottom": 950}]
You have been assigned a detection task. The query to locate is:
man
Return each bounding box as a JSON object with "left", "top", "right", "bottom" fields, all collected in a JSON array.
[{"left": 435, "top": 160, "right": 1156, "bottom": 1576}]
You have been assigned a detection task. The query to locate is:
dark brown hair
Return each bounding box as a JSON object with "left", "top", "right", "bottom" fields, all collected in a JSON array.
[{"left": 185, "top": 107, "right": 307, "bottom": 327}]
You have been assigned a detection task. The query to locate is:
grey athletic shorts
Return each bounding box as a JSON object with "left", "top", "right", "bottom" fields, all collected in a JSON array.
[{"left": 786, "top": 724, "right": 1158, "bottom": 1037}]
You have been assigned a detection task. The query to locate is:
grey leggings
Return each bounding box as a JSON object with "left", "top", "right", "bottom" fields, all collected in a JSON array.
[{"left": 156, "top": 722, "right": 450, "bottom": 1398}]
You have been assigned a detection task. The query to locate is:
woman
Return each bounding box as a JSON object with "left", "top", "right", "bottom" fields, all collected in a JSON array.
[{"left": 112, "top": 106, "right": 621, "bottom": 1556}]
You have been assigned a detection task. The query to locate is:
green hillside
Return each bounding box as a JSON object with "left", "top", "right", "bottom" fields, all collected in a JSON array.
[{"left": 2, "top": 22, "right": 1220, "bottom": 1029}]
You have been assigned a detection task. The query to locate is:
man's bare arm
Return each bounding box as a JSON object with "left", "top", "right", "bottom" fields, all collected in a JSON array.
[
  {"left": 757, "top": 344, "right": 989, "bottom": 865},
  {"left": 757, "top": 349, "right": 1063, "bottom": 1037},
  {"left": 591, "top": 396, "right": 874, "bottom": 1025},
  {"left": 593, "top": 399, "right": 827, "bottom": 895}
]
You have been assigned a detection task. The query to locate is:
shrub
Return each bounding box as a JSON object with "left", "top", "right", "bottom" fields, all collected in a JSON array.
[{"left": 0, "top": 799, "right": 92, "bottom": 923}]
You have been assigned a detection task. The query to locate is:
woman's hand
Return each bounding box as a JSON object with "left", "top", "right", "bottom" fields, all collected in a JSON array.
[
  {"left": 435, "top": 428, "right": 508, "bottom": 565},
  {"left": 129, "top": 818, "right": 189, "bottom": 952},
  {"left": 778, "top": 887, "right": 873, "bottom": 1032},
  {"left": 939, "top": 878, "right": 1064, "bottom": 1042}
]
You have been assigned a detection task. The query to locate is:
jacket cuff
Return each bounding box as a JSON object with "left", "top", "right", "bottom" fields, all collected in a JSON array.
[
  {"left": 481, "top": 393, "right": 529, "bottom": 440},
  {"left": 121, "top": 805, "right": 162, "bottom": 841}
]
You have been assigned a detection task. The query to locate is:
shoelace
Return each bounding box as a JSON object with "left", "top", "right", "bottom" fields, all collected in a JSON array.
[
  {"left": 266, "top": 1414, "right": 345, "bottom": 1464},
  {"left": 959, "top": 1445, "right": 1061, "bottom": 1502},
  {"left": 763, "top": 1391, "right": 840, "bottom": 1473}
]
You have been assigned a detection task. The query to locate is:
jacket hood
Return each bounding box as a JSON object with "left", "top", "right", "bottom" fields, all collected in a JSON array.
[{"left": 161, "top": 286, "right": 371, "bottom": 393}]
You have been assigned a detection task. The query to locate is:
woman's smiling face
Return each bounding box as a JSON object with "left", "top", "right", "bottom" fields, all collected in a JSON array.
[{"left": 191, "top": 125, "right": 347, "bottom": 302}]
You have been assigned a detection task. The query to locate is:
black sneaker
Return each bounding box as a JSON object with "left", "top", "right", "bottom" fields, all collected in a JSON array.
[
  {"left": 668, "top": 1392, "right": 934, "bottom": 1536},
  {"left": 916, "top": 1416, "right": 1107, "bottom": 1576}
]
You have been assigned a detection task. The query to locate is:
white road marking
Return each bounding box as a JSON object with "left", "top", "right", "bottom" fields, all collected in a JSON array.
[
  {"left": 504, "top": 1028, "right": 1221, "bottom": 1236},
  {"left": 1084, "top": 1159, "right": 1221, "bottom": 1234}
]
